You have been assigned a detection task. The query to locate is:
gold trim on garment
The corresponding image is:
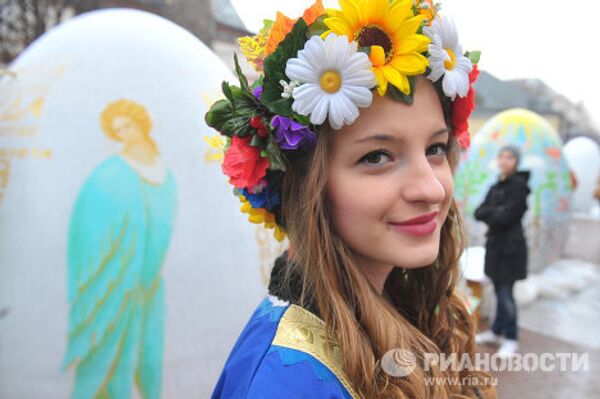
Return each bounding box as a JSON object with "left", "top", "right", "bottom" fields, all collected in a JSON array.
[{"left": 272, "top": 304, "right": 360, "bottom": 398}]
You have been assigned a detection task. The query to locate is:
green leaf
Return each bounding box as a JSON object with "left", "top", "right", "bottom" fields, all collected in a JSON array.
[
  {"left": 249, "top": 134, "right": 262, "bottom": 147},
  {"left": 251, "top": 74, "right": 265, "bottom": 91},
  {"left": 386, "top": 76, "right": 415, "bottom": 105},
  {"left": 261, "top": 18, "right": 309, "bottom": 117},
  {"left": 221, "top": 81, "right": 234, "bottom": 104},
  {"left": 205, "top": 99, "right": 233, "bottom": 134},
  {"left": 205, "top": 85, "right": 259, "bottom": 138},
  {"left": 260, "top": 19, "right": 274, "bottom": 34},
  {"left": 307, "top": 15, "right": 328, "bottom": 37},
  {"left": 466, "top": 50, "right": 481, "bottom": 65},
  {"left": 264, "top": 96, "right": 295, "bottom": 116},
  {"left": 233, "top": 53, "right": 250, "bottom": 91},
  {"left": 291, "top": 113, "right": 311, "bottom": 127},
  {"left": 265, "top": 137, "right": 286, "bottom": 172}
]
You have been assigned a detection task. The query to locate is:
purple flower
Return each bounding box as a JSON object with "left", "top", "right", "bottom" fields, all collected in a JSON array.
[
  {"left": 253, "top": 85, "right": 263, "bottom": 100},
  {"left": 271, "top": 115, "right": 317, "bottom": 150}
]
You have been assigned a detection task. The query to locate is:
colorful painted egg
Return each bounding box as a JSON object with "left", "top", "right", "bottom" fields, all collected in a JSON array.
[
  {"left": 563, "top": 136, "right": 600, "bottom": 214},
  {"left": 455, "top": 108, "right": 574, "bottom": 273}
]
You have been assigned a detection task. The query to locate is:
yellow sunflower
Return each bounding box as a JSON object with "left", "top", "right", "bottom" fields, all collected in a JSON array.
[{"left": 324, "top": 0, "right": 430, "bottom": 96}]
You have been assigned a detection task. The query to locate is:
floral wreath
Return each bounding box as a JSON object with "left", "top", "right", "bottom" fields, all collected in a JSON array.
[{"left": 205, "top": 0, "right": 481, "bottom": 242}]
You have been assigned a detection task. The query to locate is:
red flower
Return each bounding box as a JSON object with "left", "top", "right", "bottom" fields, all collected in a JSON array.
[
  {"left": 452, "top": 64, "right": 480, "bottom": 150},
  {"left": 250, "top": 116, "right": 269, "bottom": 138},
  {"left": 222, "top": 136, "right": 270, "bottom": 190}
]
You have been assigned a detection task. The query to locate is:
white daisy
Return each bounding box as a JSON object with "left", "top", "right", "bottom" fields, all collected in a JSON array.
[
  {"left": 423, "top": 16, "right": 472, "bottom": 100},
  {"left": 285, "top": 33, "right": 376, "bottom": 130}
]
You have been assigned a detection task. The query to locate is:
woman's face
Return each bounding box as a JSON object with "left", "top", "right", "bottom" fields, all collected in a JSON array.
[
  {"left": 112, "top": 115, "right": 143, "bottom": 144},
  {"left": 326, "top": 77, "right": 454, "bottom": 271}
]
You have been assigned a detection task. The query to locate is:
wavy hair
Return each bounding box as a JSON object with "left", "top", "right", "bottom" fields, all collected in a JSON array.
[{"left": 275, "top": 86, "right": 495, "bottom": 398}]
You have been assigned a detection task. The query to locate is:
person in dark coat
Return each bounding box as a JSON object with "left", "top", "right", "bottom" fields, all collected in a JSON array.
[{"left": 474, "top": 145, "right": 531, "bottom": 357}]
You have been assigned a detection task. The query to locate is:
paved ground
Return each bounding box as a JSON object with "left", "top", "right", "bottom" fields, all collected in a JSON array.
[
  {"left": 476, "top": 265, "right": 599, "bottom": 399},
  {"left": 517, "top": 260, "right": 600, "bottom": 350},
  {"left": 476, "top": 327, "right": 599, "bottom": 399},
  {"left": 562, "top": 214, "right": 600, "bottom": 264},
  {"left": 474, "top": 257, "right": 599, "bottom": 398}
]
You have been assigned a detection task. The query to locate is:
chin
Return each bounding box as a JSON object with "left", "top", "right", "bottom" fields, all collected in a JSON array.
[
  {"left": 389, "top": 239, "right": 440, "bottom": 269},
  {"left": 399, "top": 253, "right": 438, "bottom": 269}
]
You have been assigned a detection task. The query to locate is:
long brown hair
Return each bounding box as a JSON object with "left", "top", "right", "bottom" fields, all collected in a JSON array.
[{"left": 276, "top": 100, "right": 494, "bottom": 398}]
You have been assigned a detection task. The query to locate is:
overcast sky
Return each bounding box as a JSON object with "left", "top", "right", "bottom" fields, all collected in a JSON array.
[{"left": 231, "top": 0, "right": 600, "bottom": 130}]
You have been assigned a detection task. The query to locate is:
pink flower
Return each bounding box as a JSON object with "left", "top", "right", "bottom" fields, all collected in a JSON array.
[
  {"left": 452, "top": 64, "right": 480, "bottom": 150},
  {"left": 222, "top": 136, "right": 270, "bottom": 190}
]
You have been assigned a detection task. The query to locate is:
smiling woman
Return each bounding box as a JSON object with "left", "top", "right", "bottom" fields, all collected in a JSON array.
[
  {"left": 206, "top": 1, "right": 495, "bottom": 398},
  {"left": 327, "top": 78, "right": 454, "bottom": 292}
]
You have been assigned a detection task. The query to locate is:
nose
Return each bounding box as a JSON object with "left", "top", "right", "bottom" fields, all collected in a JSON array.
[{"left": 401, "top": 156, "right": 446, "bottom": 205}]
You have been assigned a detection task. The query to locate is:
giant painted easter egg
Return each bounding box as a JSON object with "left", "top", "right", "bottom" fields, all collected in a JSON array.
[
  {"left": 563, "top": 136, "right": 600, "bottom": 214},
  {"left": 454, "top": 108, "right": 574, "bottom": 273},
  {"left": 0, "top": 9, "right": 285, "bottom": 399}
]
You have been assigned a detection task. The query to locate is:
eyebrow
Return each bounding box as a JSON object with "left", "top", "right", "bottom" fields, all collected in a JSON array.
[{"left": 354, "top": 128, "right": 450, "bottom": 144}]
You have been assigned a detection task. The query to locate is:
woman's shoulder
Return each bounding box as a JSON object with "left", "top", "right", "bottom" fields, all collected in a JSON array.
[
  {"left": 246, "top": 345, "right": 354, "bottom": 398},
  {"left": 211, "top": 295, "right": 355, "bottom": 399},
  {"left": 211, "top": 295, "right": 289, "bottom": 398}
]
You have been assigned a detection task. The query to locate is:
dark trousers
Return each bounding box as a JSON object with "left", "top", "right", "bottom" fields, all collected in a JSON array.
[{"left": 491, "top": 281, "right": 518, "bottom": 340}]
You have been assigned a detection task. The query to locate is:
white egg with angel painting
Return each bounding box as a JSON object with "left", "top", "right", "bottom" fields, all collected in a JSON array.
[{"left": 0, "top": 9, "right": 285, "bottom": 399}]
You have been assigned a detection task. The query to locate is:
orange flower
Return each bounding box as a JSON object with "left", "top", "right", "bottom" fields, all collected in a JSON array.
[
  {"left": 302, "top": 0, "right": 326, "bottom": 24},
  {"left": 416, "top": 0, "right": 437, "bottom": 25},
  {"left": 265, "top": 0, "right": 325, "bottom": 56},
  {"left": 265, "top": 12, "right": 296, "bottom": 55}
]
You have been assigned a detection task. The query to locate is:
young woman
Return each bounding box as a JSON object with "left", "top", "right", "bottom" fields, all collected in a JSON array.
[
  {"left": 206, "top": 1, "right": 495, "bottom": 397},
  {"left": 475, "top": 146, "right": 531, "bottom": 357}
]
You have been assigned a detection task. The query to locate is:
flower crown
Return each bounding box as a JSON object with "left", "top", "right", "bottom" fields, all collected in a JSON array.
[{"left": 205, "top": 0, "right": 480, "bottom": 242}]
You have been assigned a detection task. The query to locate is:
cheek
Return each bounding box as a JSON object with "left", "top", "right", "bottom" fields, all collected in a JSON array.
[{"left": 326, "top": 171, "right": 393, "bottom": 232}]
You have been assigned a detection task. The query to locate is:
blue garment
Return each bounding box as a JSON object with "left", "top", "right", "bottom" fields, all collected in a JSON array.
[
  {"left": 212, "top": 297, "right": 355, "bottom": 399},
  {"left": 63, "top": 154, "right": 177, "bottom": 399}
]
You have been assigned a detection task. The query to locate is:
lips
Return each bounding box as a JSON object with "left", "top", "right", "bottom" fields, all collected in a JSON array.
[
  {"left": 391, "top": 211, "right": 439, "bottom": 225},
  {"left": 389, "top": 211, "right": 439, "bottom": 237}
]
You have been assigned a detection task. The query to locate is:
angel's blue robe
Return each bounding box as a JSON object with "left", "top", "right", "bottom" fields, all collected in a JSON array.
[
  {"left": 211, "top": 296, "right": 358, "bottom": 399},
  {"left": 63, "top": 154, "right": 176, "bottom": 399}
]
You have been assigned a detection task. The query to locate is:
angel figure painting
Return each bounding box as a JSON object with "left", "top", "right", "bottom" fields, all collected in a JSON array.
[{"left": 62, "top": 99, "right": 177, "bottom": 399}]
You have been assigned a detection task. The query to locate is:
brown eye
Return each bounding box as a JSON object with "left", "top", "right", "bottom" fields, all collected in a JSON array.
[
  {"left": 359, "top": 150, "right": 391, "bottom": 166},
  {"left": 426, "top": 143, "right": 448, "bottom": 157}
]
